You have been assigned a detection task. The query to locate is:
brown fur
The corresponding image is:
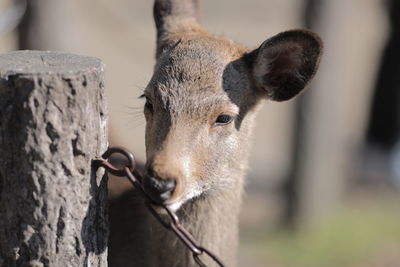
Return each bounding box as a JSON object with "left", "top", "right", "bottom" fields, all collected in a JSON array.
[{"left": 108, "top": 1, "right": 322, "bottom": 266}]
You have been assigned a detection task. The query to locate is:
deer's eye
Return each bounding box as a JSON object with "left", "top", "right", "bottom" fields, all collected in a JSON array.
[
  {"left": 144, "top": 97, "right": 153, "bottom": 112},
  {"left": 215, "top": 114, "right": 234, "bottom": 126}
]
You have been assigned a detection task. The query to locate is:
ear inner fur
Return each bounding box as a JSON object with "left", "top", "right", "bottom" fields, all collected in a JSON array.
[{"left": 252, "top": 30, "right": 323, "bottom": 101}]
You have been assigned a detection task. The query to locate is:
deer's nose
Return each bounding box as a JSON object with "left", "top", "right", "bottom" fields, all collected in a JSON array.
[{"left": 143, "top": 171, "right": 176, "bottom": 204}]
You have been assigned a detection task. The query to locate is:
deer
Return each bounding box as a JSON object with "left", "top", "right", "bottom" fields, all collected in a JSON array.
[{"left": 108, "top": 0, "right": 322, "bottom": 266}]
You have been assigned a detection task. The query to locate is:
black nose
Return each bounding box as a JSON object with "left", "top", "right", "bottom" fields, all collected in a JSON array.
[{"left": 143, "top": 173, "right": 176, "bottom": 204}]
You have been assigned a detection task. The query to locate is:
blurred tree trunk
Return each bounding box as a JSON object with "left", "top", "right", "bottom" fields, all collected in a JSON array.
[
  {"left": 282, "top": 0, "right": 388, "bottom": 228},
  {"left": 18, "top": 0, "right": 82, "bottom": 50},
  {"left": 281, "top": 0, "right": 322, "bottom": 229},
  {"left": 366, "top": 0, "right": 400, "bottom": 150}
]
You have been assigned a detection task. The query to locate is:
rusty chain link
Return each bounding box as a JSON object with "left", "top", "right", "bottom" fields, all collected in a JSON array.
[{"left": 93, "top": 146, "right": 226, "bottom": 267}]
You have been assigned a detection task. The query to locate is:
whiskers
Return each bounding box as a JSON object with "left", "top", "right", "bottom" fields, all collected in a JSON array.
[
  {"left": 121, "top": 85, "right": 147, "bottom": 129},
  {"left": 124, "top": 104, "right": 145, "bottom": 129}
]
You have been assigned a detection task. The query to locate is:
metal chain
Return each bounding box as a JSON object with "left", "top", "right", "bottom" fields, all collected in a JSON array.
[{"left": 93, "top": 146, "right": 226, "bottom": 267}]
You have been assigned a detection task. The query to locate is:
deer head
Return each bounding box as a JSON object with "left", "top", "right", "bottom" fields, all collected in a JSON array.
[{"left": 142, "top": 0, "right": 322, "bottom": 211}]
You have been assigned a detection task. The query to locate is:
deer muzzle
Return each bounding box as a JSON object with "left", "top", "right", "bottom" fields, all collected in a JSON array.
[{"left": 143, "top": 170, "right": 177, "bottom": 204}]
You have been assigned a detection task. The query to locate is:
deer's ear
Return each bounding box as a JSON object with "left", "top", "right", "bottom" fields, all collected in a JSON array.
[{"left": 250, "top": 30, "right": 322, "bottom": 101}]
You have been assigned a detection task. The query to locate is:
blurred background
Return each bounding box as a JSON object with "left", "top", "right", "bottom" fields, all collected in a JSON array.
[{"left": 1, "top": 0, "right": 400, "bottom": 266}]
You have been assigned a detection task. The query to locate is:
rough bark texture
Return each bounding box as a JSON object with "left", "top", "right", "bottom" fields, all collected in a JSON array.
[{"left": 0, "top": 50, "right": 108, "bottom": 267}]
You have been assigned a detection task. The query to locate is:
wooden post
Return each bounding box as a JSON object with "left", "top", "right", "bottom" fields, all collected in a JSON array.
[{"left": 0, "top": 51, "right": 108, "bottom": 266}]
